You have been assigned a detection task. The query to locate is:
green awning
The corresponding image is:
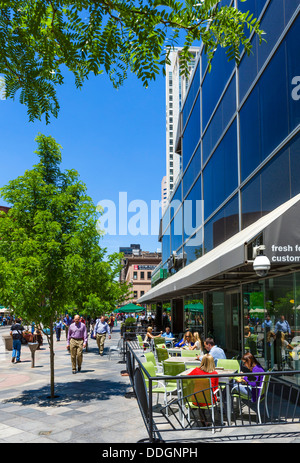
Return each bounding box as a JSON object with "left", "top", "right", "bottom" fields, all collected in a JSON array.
[
  {"left": 114, "top": 303, "right": 144, "bottom": 313},
  {"left": 165, "top": 303, "right": 203, "bottom": 313},
  {"left": 184, "top": 303, "right": 204, "bottom": 312}
]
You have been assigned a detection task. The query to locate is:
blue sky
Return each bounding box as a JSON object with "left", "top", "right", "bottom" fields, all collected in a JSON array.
[{"left": 0, "top": 69, "right": 166, "bottom": 256}]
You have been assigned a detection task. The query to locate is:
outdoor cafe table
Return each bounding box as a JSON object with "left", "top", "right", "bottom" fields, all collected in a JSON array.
[
  {"left": 167, "top": 348, "right": 183, "bottom": 356},
  {"left": 164, "top": 357, "right": 237, "bottom": 426},
  {"left": 163, "top": 337, "right": 175, "bottom": 347},
  {"left": 166, "top": 348, "right": 202, "bottom": 357},
  {"left": 164, "top": 355, "right": 202, "bottom": 366}
]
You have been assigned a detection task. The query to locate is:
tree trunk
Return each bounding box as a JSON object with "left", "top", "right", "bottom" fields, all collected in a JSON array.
[{"left": 49, "top": 319, "right": 55, "bottom": 398}]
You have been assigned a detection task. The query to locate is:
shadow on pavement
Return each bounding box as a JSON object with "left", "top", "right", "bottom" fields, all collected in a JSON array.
[{"left": 2, "top": 378, "right": 130, "bottom": 407}]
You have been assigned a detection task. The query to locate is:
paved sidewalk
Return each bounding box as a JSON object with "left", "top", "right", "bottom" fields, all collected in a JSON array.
[{"left": 0, "top": 324, "right": 148, "bottom": 443}]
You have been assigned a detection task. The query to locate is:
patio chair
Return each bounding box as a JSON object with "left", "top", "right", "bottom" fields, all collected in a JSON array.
[
  {"left": 144, "top": 352, "right": 163, "bottom": 374},
  {"left": 231, "top": 372, "right": 271, "bottom": 424},
  {"left": 144, "top": 351, "right": 157, "bottom": 367},
  {"left": 137, "top": 334, "right": 150, "bottom": 351},
  {"left": 153, "top": 337, "right": 165, "bottom": 348},
  {"left": 216, "top": 358, "right": 240, "bottom": 372},
  {"left": 141, "top": 361, "right": 178, "bottom": 409},
  {"left": 137, "top": 335, "right": 144, "bottom": 348},
  {"left": 156, "top": 347, "right": 169, "bottom": 365},
  {"left": 108, "top": 338, "right": 124, "bottom": 361},
  {"left": 180, "top": 376, "right": 223, "bottom": 433},
  {"left": 162, "top": 360, "right": 186, "bottom": 387}
]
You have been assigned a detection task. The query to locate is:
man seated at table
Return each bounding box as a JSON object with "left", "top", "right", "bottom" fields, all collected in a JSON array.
[
  {"left": 196, "top": 337, "right": 226, "bottom": 366},
  {"left": 161, "top": 326, "right": 174, "bottom": 347}
]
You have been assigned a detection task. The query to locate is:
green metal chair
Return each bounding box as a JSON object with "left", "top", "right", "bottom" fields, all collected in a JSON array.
[
  {"left": 156, "top": 347, "right": 169, "bottom": 364},
  {"left": 137, "top": 335, "right": 144, "bottom": 348},
  {"left": 180, "top": 376, "right": 223, "bottom": 433},
  {"left": 145, "top": 351, "right": 156, "bottom": 366},
  {"left": 141, "top": 361, "right": 178, "bottom": 408},
  {"left": 216, "top": 358, "right": 240, "bottom": 372},
  {"left": 137, "top": 334, "right": 151, "bottom": 352},
  {"left": 144, "top": 351, "right": 163, "bottom": 374},
  {"left": 162, "top": 360, "right": 186, "bottom": 387},
  {"left": 156, "top": 347, "right": 169, "bottom": 365},
  {"left": 153, "top": 337, "right": 165, "bottom": 348},
  {"left": 231, "top": 372, "right": 271, "bottom": 424},
  {"left": 215, "top": 359, "right": 240, "bottom": 394}
]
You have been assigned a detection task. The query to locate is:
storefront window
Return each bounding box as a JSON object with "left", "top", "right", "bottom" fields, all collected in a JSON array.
[
  {"left": 206, "top": 291, "right": 226, "bottom": 351},
  {"left": 242, "top": 273, "right": 300, "bottom": 385},
  {"left": 184, "top": 295, "right": 204, "bottom": 337}
]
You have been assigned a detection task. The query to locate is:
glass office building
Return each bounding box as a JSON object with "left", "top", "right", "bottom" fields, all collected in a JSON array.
[{"left": 140, "top": 0, "right": 300, "bottom": 380}]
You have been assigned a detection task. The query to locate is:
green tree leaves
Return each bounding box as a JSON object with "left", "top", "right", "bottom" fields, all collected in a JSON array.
[
  {"left": 0, "top": 133, "right": 129, "bottom": 396},
  {"left": 0, "top": 0, "right": 264, "bottom": 122}
]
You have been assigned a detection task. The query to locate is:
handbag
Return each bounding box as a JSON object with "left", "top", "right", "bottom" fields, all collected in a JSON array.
[{"left": 18, "top": 330, "right": 27, "bottom": 345}]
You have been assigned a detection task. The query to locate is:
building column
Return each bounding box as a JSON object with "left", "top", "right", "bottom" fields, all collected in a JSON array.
[
  {"left": 155, "top": 302, "right": 163, "bottom": 331},
  {"left": 171, "top": 298, "right": 184, "bottom": 335}
]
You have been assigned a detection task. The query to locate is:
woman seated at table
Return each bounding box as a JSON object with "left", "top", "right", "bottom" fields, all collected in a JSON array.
[
  {"left": 187, "top": 354, "right": 219, "bottom": 409},
  {"left": 143, "top": 326, "right": 162, "bottom": 347},
  {"left": 189, "top": 332, "right": 204, "bottom": 354},
  {"left": 175, "top": 331, "right": 194, "bottom": 349},
  {"left": 231, "top": 352, "right": 265, "bottom": 402}
]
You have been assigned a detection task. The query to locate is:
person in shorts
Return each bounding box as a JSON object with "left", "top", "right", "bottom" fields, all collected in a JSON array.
[{"left": 10, "top": 318, "right": 25, "bottom": 363}]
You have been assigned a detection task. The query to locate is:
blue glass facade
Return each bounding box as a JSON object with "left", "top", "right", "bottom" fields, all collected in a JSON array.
[
  {"left": 146, "top": 1, "right": 300, "bottom": 373},
  {"left": 160, "top": 0, "right": 300, "bottom": 271}
]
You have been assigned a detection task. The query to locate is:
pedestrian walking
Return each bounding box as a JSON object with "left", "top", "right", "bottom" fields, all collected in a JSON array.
[
  {"left": 67, "top": 314, "right": 87, "bottom": 373},
  {"left": 54, "top": 318, "right": 63, "bottom": 341},
  {"left": 108, "top": 314, "right": 115, "bottom": 333},
  {"left": 94, "top": 315, "right": 111, "bottom": 356},
  {"left": 63, "top": 313, "right": 72, "bottom": 340},
  {"left": 10, "top": 318, "right": 25, "bottom": 363}
]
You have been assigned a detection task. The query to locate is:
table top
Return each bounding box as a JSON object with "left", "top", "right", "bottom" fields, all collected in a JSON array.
[
  {"left": 164, "top": 355, "right": 199, "bottom": 363},
  {"left": 167, "top": 347, "right": 201, "bottom": 354},
  {"left": 178, "top": 367, "right": 237, "bottom": 383}
]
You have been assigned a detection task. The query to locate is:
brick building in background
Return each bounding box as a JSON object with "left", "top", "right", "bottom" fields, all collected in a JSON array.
[{"left": 119, "top": 244, "right": 161, "bottom": 309}]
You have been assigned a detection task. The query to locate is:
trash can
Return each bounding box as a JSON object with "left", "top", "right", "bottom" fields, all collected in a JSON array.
[{"left": 2, "top": 334, "right": 13, "bottom": 351}]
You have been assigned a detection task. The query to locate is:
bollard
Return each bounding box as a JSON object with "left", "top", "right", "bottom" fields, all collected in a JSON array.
[
  {"left": 28, "top": 342, "right": 39, "bottom": 368},
  {"left": 2, "top": 334, "right": 13, "bottom": 351}
]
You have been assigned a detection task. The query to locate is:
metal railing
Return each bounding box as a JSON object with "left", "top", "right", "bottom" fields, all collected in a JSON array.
[{"left": 125, "top": 341, "right": 300, "bottom": 443}]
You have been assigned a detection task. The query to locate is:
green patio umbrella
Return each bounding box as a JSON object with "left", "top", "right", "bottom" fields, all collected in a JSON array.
[
  {"left": 184, "top": 303, "right": 204, "bottom": 312},
  {"left": 165, "top": 303, "right": 203, "bottom": 312},
  {"left": 113, "top": 303, "right": 144, "bottom": 313}
]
